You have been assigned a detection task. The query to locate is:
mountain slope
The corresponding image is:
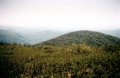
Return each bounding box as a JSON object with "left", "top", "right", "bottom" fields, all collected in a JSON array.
[
  {"left": 0, "top": 29, "right": 27, "bottom": 44},
  {"left": 36, "top": 30, "right": 120, "bottom": 47}
]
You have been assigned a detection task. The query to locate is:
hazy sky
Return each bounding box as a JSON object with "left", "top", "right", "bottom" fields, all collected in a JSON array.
[{"left": 0, "top": 0, "right": 120, "bottom": 31}]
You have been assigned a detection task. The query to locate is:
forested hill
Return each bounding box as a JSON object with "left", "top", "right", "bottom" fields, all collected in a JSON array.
[{"left": 36, "top": 30, "right": 120, "bottom": 47}]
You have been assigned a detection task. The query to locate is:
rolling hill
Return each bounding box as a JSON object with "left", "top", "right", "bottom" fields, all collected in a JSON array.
[
  {"left": 0, "top": 29, "right": 27, "bottom": 44},
  {"left": 36, "top": 30, "right": 120, "bottom": 47},
  {"left": 1, "top": 26, "right": 120, "bottom": 45}
]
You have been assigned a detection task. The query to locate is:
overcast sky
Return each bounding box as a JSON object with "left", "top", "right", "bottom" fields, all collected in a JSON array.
[{"left": 0, "top": 0, "right": 120, "bottom": 31}]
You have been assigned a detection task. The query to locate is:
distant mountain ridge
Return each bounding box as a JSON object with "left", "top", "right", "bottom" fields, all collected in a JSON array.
[
  {"left": 0, "top": 29, "right": 27, "bottom": 44},
  {"left": 0, "top": 26, "right": 120, "bottom": 45},
  {"left": 36, "top": 30, "right": 120, "bottom": 47},
  {"left": 0, "top": 28, "right": 66, "bottom": 44},
  {"left": 99, "top": 29, "right": 120, "bottom": 38},
  {"left": 21, "top": 31, "right": 66, "bottom": 45}
]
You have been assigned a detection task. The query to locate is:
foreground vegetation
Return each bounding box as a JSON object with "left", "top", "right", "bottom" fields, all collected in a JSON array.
[{"left": 0, "top": 42, "right": 120, "bottom": 78}]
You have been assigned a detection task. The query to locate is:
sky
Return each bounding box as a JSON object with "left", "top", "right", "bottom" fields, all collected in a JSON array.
[{"left": 0, "top": 0, "right": 120, "bottom": 31}]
